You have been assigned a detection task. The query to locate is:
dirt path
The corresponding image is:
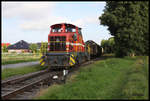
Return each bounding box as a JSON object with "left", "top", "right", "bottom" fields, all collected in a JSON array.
[{"left": 2, "top": 61, "right": 39, "bottom": 70}]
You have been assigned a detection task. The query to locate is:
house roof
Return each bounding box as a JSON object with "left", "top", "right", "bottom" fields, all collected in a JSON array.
[{"left": 7, "top": 40, "right": 30, "bottom": 49}]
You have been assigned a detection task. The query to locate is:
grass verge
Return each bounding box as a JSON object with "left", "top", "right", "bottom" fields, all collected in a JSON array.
[
  {"left": 2, "top": 65, "right": 47, "bottom": 80},
  {"left": 35, "top": 56, "right": 148, "bottom": 100},
  {"left": 121, "top": 56, "right": 149, "bottom": 99},
  {"left": 2, "top": 53, "right": 41, "bottom": 65}
]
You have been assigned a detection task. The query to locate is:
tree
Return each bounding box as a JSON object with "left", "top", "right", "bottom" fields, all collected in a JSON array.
[
  {"left": 40, "top": 42, "right": 48, "bottom": 55},
  {"left": 101, "top": 39, "right": 108, "bottom": 53},
  {"left": 108, "top": 37, "right": 115, "bottom": 53},
  {"left": 2, "top": 45, "right": 8, "bottom": 52},
  {"left": 101, "top": 37, "right": 115, "bottom": 54},
  {"left": 99, "top": 1, "right": 149, "bottom": 57},
  {"left": 29, "top": 44, "right": 38, "bottom": 53}
]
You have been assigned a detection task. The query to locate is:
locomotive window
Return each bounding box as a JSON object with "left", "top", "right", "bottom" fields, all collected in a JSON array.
[
  {"left": 52, "top": 28, "right": 62, "bottom": 33},
  {"left": 72, "top": 28, "right": 76, "bottom": 32},
  {"left": 65, "top": 27, "right": 76, "bottom": 32}
]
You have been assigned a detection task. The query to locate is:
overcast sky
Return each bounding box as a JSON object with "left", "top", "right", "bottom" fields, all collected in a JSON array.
[{"left": 2, "top": 1, "right": 112, "bottom": 45}]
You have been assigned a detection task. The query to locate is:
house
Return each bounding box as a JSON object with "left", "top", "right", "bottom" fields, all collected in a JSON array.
[{"left": 7, "top": 40, "right": 30, "bottom": 53}]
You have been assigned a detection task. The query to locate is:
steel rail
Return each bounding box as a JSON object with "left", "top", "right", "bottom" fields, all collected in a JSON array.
[
  {"left": 2, "top": 69, "right": 49, "bottom": 86},
  {"left": 2, "top": 74, "right": 51, "bottom": 99}
]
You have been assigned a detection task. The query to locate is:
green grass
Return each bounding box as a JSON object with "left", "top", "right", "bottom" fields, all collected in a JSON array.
[
  {"left": 2, "top": 53, "right": 41, "bottom": 65},
  {"left": 2, "top": 65, "right": 47, "bottom": 80},
  {"left": 35, "top": 56, "right": 148, "bottom": 100},
  {"left": 121, "top": 56, "right": 149, "bottom": 99}
]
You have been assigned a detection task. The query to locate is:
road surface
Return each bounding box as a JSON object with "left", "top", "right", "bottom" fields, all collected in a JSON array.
[{"left": 2, "top": 61, "right": 39, "bottom": 70}]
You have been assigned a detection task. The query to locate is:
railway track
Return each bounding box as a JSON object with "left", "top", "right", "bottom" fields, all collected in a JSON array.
[
  {"left": 2, "top": 69, "right": 48, "bottom": 86},
  {"left": 1, "top": 58, "right": 102, "bottom": 100},
  {"left": 1, "top": 69, "right": 64, "bottom": 100}
]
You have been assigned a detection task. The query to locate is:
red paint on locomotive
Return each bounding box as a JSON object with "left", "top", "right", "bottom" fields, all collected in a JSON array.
[
  {"left": 40, "top": 23, "right": 91, "bottom": 68},
  {"left": 48, "top": 23, "right": 85, "bottom": 53}
]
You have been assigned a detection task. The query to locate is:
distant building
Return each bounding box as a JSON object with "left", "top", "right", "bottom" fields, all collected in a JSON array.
[{"left": 7, "top": 40, "right": 30, "bottom": 53}]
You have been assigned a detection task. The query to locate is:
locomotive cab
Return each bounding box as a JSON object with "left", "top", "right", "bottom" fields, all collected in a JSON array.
[
  {"left": 40, "top": 23, "right": 88, "bottom": 69},
  {"left": 48, "top": 23, "right": 84, "bottom": 52}
]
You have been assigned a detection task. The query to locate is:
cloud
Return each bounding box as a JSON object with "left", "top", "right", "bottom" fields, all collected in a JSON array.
[
  {"left": 2, "top": 2, "right": 56, "bottom": 19},
  {"left": 2, "top": 2, "right": 100, "bottom": 32},
  {"left": 2, "top": 2, "right": 57, "bottom": 31},
  {"left": 21, "top": 16, "right": 98, "bottom": 31},
  {"left": 20, "top": 16, "right": 72, "bottom": 31},
  {"left": 72, "top": 16, "right": 99, "bottom": 28}
]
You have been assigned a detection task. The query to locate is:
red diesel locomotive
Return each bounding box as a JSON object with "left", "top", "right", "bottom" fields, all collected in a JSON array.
[{"left": 40, "top": 23, "right": 89, "bottom": 69}]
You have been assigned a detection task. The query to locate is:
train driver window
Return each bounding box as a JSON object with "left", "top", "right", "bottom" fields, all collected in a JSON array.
[
  {"left": 52, "top": 28, "right": 62, "bottom": 33},
  {"left": 72, "top": 28, "right": 76, "bottom": 32},
  {"left": 66, "top": 27, "right": 71, "bottom": 32},
  {"left": 65, "top": 27, "right": 76, "bottom": 32}
]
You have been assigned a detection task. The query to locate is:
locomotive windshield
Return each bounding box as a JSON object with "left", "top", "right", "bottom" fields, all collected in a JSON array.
[
  {"left": 51, "top": 24, "right": 62, "bottom": 33},
  {"left": 51, "top": 24, "right": 76, "bottom": 33},
  {"left": 65, "top": 24, "right": 76, "bottom": 32},
  {"left": 65, "top": 27, "right": 76, "bottom": 32},
  {"left": 52, "top": 28, "right": 62, "bottom": 32}
]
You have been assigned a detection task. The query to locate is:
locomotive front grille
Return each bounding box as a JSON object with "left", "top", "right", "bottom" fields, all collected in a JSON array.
[{"left": 49, "top": 36, "right": 66, "bottom": 51}]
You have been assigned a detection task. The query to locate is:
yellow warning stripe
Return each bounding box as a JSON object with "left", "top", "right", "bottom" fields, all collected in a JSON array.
[
  {"left": 69, "top": 54, "right": 75, "bottom": 66},
  {"left": 41, "top": 56, "right": 45, "bottom": 59},
  {"left": 40, "top": 58, "right": 44, "bottom": 63},
  {"left": 41, "top": 62, "right": 45, "bottom": 66},
  {"left": 70, "top": 57, "right": 75, "bottom": 64},
  {"left": 40, "top": 56, "right": 45, "bottom": 66},
  {"left": 71, "top": 54, "right": 74, "bottom": 58}
]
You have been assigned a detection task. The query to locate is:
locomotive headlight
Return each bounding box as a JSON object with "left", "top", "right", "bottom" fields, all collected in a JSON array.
[{"left": 53, "top": 75, "right": 58, "bottom": 79}]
